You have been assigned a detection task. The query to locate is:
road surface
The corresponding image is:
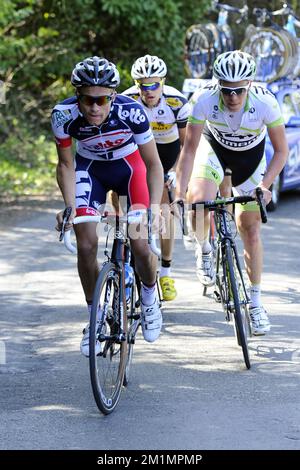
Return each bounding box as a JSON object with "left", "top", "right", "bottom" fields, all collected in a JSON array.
[{"left": 0, "top": 193, "right": 299, "bottom": 450}]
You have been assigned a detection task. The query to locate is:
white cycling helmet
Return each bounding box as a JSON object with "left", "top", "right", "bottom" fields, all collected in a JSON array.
[
  {"left": 71, "top": 56, "right": 120, "bottom": 88},
  {"left": 213, "top": 50, "right": 256, "bottom": 82},
  {"left": 131, "top": 55, "right": 167, "bottom": 79}
]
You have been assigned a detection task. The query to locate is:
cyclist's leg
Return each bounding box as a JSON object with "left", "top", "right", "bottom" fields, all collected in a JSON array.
[
  {"left": 74, "top": 155, "right": 106, "bottom": 304},
  {"left": 189, "top": 138, "right": 223, "bottom": 284},
  {"left": 118, "top": 149, "right": 162, "bottom": 342},
  {"left": 74, "top": 156, "right": 108, "bottom": 356},
  {"left": 157, "top": 141, "right": 180, "bottom": 301},
  {"left": 234, "top": 157, "right": 270, "bottom": 334},
  {"left": 159, "top": 186, "right": 177, "bottom": 300}
]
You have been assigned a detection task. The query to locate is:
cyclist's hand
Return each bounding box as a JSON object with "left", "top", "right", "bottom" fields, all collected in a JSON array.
[
  {"left": 165, "top": 170, "right": 176, "bottom": 190},
  {"left": 55, "top": 206, "right": 75, "bottom": 232},
  {"left": 170, "top": 197, "right": 185, "bottom": 219},
  {"left": 255, "top": 184, "right": 272, "bottom": 205}
]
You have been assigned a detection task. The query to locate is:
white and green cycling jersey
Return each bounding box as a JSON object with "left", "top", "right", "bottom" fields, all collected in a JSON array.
[{"left": 189, "top": 82, "right": 284, "bottom": 151}]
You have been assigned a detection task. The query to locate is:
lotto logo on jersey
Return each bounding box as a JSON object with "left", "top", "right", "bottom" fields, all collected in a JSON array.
[{"left": 117, "top": 106, "right": 146, "bottom": 124}]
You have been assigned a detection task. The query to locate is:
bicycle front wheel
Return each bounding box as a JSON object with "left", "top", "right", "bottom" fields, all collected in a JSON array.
[
  {"left": 225, "top": 241, "right": 251, "bottom": 369},
  {"left": 123, "top": 274, "right": 140, "bottom": 387},
  {"left": 89, "top": 262, "right": 127, "bottom": 414}
]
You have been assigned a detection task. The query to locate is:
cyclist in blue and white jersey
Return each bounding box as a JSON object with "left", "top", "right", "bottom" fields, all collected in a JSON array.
[
  {"left": 175, "top": 51, "right": 289, "bottom": 335},
  {"left": 52, "top": 56, "right": 164, "bottom": 355},
  {"left": 123, "top": 55, "right": 190, "bottom": 302}
]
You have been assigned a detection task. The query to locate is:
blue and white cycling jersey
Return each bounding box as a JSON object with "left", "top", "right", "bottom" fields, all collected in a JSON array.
[{"left": 51, "top": 94, "right": 153, "bottom": 160}]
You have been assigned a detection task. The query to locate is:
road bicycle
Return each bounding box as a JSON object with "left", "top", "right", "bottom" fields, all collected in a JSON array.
[
  {"left": 179, "top": 188, "right": 267, "bottom": 369},
  {"left": 184, "top": 1, "right": 248, "bottom": 79},
  {"left": 61, "top": 208, "right": 159, "bottom": 414},
  {"left": 242, "top": 4, "right": 300, "bottom": 82}
]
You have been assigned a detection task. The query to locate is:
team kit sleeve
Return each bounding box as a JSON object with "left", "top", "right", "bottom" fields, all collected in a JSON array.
[
  {"left": 127, "top": 102, "right": 154, "bottom": 145},
  {"left": 51, "top": 106, "right": 73, "bottom": 148},
  {"left": 187, "top": 89, "right": 207, "bottom": 125},
  {"left": 176, "top": 99, "right": 191, "bottom": 128},
  {"left": 264, "top": 93, "right": 285, "bottom": 128}
]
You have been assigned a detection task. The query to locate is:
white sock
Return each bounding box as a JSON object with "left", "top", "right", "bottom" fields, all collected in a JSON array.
[
  {"left": 141, "top": 283, "right": 156, "bottom": 306},
  {"left": 160, "top": 266, "right": 171, "bottom": 277},
  {"left": 249, "top": 284, "right": 261, "bottom": 308}
]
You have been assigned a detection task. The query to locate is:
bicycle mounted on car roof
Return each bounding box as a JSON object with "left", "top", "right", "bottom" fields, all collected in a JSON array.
[
  {"left": 184, "top": 0, "right": 248, "bottom": 79},
  {"left": 241, "top": 4, "right": 300, "bottom": 83}
]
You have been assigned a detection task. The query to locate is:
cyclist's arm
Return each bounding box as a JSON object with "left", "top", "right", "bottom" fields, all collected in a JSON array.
[
  {"left": 56, "top": 145, "right": 76, "bottom": 220},
  {"left": 261, "top": 124, "right": 288, "bottom": 190},
  {"left": 175, "top": 122, "right": 204, "bottom": 199},
  {"left": 178, "top": 126, "right": 187, "bottom": 148},
  {"left": 138, "top": 138, "right": 164, "bottom": 206}
]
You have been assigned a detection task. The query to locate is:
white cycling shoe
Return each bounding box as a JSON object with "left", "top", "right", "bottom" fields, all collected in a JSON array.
[
  {"left": 196, "top": 248, "right": 215, "bottom": 286},
  {"left": 249, "top": 306, "right": 271, "bottom": 336},
  {"left": 80, "top": 322, "right": 102, "bottom": 357},
  {"left": 140, "top": 298, "right": 162, "bottom": 343}
]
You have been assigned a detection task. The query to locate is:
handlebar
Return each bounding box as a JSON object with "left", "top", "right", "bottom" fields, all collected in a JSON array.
[
  {"left": 189, "top": 188, "right": 268, "bottom": 224},
  {"left": 211, "top": 1, "right": 248, "bottom": 17},
  {"left": 176, "top": 188, "right": 267, "bottom": 235},
  {"left": 60, "top": 208, "right": 161, "bottom": 257},
  {"left": 253, "top": 5, "right": 300, "bottom": 24}
]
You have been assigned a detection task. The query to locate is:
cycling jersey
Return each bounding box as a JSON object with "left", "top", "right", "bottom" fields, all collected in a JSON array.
[
  {"left": 189, "top": 82, "right": 284, "bottom": 151},
  {"left": 51, "top": 94, "right": 153, "bottom": 160},
  {"left": 122, "top": 85, "right": 190, "bottom": 144}
]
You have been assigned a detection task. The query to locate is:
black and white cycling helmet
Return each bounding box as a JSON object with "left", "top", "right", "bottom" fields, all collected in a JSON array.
[
  {"left": 213, "top": 50, "right": 256, "bottom": 82},
  {"left": 131, "top": 55, "right": 167, "bottom": 79},
  {"left": 71, "top": 56, "right": 120, "bottom": 88}
]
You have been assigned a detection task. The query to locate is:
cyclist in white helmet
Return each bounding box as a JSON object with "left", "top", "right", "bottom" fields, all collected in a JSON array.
[
  {"left": 123, "top": 55, "right": 191, "bottom": 302},
  {"left": 175, "top": 50, "right": 288, "bottom": 335}
]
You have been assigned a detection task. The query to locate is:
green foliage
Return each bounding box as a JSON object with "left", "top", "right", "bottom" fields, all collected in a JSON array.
[{"left": 1, "top": 0, "right": 300, "bottom": 197}]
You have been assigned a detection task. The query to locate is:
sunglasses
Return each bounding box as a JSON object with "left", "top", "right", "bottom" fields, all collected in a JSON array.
[
  {"left": 136, "top": 81, "right": 162, "bottom": 91},
  {"left": 78, "top": 94, "right": 114, "bottom": 106},
  {"left": 219, "top": 84, "right": 250, "bottom": 96}
]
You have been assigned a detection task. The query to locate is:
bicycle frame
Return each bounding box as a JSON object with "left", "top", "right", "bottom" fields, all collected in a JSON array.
[{"left": 213, "top": 206, "right": 249, "bottom": 320}]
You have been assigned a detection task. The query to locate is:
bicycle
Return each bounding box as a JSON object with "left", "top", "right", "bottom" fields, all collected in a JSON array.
[
  {"left": 179, "top": 188, "right": 267, "bottom": 369},
  {"left": 61, "top": 208, "right": 159, "bottom": 414},
  {"left": 184, "top": 1, "right": 248, "bottom": 79},
  {"left": 241, "top": 5, "right": 299, "bottom": 82}
]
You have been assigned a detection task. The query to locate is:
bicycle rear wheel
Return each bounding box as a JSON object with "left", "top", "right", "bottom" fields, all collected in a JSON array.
[
  {"left": 89, "top": 262, "right": 127, "bottom": 414},
  {"left": 224, "top": 241, "right": 251, "bottom": 369}
]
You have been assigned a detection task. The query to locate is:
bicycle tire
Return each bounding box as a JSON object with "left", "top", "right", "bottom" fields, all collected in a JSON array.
[
  {"left": 89, "top": 262, "right": 127, "bottom": 414},
  {"left": 123, "top": 274, "right": 140, "bottom": 387},
  {"left": 224, "top": 240, "right": 251, "bottom": 369}
]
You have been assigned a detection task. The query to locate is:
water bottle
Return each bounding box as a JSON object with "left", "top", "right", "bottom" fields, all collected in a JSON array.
[{"left": 125, "top": 262, "right": 134, "bottom": 302}]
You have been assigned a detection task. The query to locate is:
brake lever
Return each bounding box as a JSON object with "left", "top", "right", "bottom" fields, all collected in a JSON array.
[
  {"left": 255, "top": 188, "right": 268, "bottom": 224},
  {"left": 59, "top": 206, "right": 73, "bottom": 241}
]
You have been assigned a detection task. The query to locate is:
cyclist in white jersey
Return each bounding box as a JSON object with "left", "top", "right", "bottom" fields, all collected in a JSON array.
[
  {"left": 123, "top": 55, "right": 190, "bottom": 302},
  {"left": 53, "top": 56, "right": 164, "bottom": 354},
  {"left": 175, "top": 51, "right": 289, "bottom": 335}
]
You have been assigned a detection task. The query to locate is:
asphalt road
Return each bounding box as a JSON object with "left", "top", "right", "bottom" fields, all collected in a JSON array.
[{"left": 0, "top": 192, "right": 299, "bottom": 450}]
